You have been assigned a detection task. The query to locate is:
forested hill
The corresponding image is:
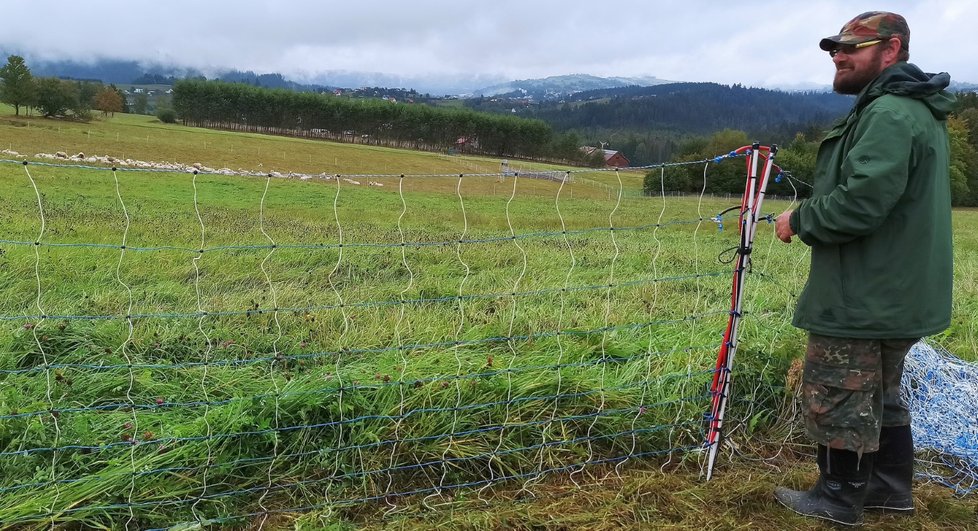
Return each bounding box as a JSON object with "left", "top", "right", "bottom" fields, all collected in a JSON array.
[{"left": 468, "top": 82, "right": 855, "bottom": 138}]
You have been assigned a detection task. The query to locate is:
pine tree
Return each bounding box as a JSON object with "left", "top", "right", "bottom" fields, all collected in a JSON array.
[{"left": 0, "top": 55, "right": 35, "bottom": 116}]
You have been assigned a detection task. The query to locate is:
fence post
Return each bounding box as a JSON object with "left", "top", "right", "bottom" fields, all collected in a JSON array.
[{"left": 705, "top": 143, "right": 779, "bottom": 480}]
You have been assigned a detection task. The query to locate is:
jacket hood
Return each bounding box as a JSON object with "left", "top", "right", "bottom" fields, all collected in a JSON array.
[{"left": 857, "top": 62, "right": 956, "bottom": 119}]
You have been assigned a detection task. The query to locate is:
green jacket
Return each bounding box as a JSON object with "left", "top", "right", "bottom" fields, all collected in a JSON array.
[{"left": 789, "top": 62, "right": 956, "bottom": 338}]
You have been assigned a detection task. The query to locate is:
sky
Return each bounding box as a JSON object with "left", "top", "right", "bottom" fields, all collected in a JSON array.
[{"left": 2, "top": 0, "right": 977, "bottom": 92}]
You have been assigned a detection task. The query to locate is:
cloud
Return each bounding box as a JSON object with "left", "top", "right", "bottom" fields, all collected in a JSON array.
[{"left": 1, "top": 0, "right": 974, "bottom": 87}]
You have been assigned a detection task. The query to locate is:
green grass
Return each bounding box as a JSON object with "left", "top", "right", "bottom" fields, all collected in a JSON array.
[
  {"left": 0, "top": 104, "right": 631, "bottom": 186},
  {"left": 0, "top": 107, "right": 975, "bottom": 529}
]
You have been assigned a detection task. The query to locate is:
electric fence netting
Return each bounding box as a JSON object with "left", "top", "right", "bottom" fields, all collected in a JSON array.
[{"left": 0, "top": 149, "right": 973, "bottom": 528}]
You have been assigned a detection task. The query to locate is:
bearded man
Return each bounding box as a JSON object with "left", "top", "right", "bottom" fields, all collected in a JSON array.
[{"left": 773, "top": 11, "right": 956, "bottom": 526}]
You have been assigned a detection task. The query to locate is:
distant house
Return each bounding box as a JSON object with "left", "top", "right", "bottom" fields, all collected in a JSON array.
[
  {"left": 581, "top": 146, "right": 630, "bottom": 168},
  {"left": 456, "top": 136, "right": 480, "bottom": 149}
]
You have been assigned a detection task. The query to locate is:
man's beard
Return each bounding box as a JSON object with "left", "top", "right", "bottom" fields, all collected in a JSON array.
[{"left": 833, "top": 51, "right": 884, "bottom": 95}]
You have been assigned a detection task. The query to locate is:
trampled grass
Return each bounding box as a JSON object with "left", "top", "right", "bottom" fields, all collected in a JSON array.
[{"left": 1, "top": 107, "right": 975, "bottom": 529}]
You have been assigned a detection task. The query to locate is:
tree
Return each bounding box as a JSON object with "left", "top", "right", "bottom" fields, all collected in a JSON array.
[
  {"left": 76, "top": 81, "right": 100, "bottom": 109},
  {"left": 111, "top": 85, "right": 129, "bottom": 113},
  {"left": 958, "top": 107, "right": 978, "bottom": 147},
  {"left": 33, "top": 77, "right": 79, "bottom": 117},
  {"left": 665, "top": 129, "right": 751, "bottom": 194},
  {"left": 771, "top": 132, "right": 819, "bottom": 197},
  {"left": 0, "top": 55, "right": 35, "bottom": 116},
  {"left": 156, "top": 107, "right": 176, "bottom": 123},
  {"left": 948, "top": 115, "right": 978, "bottom": 206},
  {"left": 94, "top": 86, "right": 124, "bottom": 117},
  {"left": 132, "top": 93, "right": 149, "bottom": 114},
  {"left": 585, "top": 147, "right": 606, "bottom": 167}
]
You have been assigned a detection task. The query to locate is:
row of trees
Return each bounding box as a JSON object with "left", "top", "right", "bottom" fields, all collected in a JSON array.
[
  {"left": 642, "top": 129, "right": 812, "bottom": 198},
  {"left": 171, "top": 80, "right": 603, "bottom": 162},
  {"left": 0, "top": 55, "right": 127, "bottom": 119},
  {"left": 644, "top": 100, "right": 978, "bottom": 207}
]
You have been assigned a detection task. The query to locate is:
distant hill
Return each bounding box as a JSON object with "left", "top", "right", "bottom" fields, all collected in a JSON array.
[
  {"left": 950, "top": 80, "right": 978, "bottom": 92},
  {"left": 0, "top": 52, "right": 497, "bottom": 94},
  {"left": 215, "top": 70, "right": 339, "bottom": 92},
  {"left": 0, "top": 54, "right": 337, "bottom": 91},
  {"left": 470, "top": 73, "right": 675, "bottom": 100},
  {"left": 461, "top": 82, "right": 857, "bottom": 165},
  {"left": 469, "top": 82, "right": 855, "bottom": 138},
  {"left": 7, "top": 56, "right": 202, "bottom": 85}
]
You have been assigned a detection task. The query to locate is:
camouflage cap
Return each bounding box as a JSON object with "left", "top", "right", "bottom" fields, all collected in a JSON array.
[{"left": 819, "top": 11, "right": 910, "bottom": 51}]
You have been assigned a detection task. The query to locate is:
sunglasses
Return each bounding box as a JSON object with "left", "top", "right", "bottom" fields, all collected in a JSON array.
[{"left": 829, "top": 39, "right": 883, "bottom": 58}]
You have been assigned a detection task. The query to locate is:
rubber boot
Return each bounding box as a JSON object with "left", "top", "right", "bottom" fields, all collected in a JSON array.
[
  {"left": 864, "top": 425, "right": 915, "bottom": 513},
  {"left": 775, "top": 445, "right": 875, "bottom": 526}
]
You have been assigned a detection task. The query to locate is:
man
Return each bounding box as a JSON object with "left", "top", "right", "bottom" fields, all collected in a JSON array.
[{"left": 773, "top": 11, "right": 955, "bottom": 526}]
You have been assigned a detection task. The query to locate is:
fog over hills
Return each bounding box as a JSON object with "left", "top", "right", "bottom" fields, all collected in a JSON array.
[
  {"left": 0, "top": 52, "right": 833, "bottom": 96},
  {"left": 469, "top": 74, "right": 676, "bottom": 99},
  {"left": 6, "top": 51, "right": 978, "bottom": 97},
  {"left": 0, "top": 52, "right": 500, "bottom": 95}
]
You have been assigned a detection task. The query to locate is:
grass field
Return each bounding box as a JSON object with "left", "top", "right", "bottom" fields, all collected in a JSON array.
[{"left": 1, "top": 107, "right": 976, "bottom": 529}]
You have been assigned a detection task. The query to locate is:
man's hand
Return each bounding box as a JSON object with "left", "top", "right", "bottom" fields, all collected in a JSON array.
[{"left": 775, "top": 210, "right": 795, "bottom": 243}]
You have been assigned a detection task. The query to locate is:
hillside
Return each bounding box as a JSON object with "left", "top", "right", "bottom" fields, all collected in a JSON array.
[
  {"left": 469, "top": 82, "right": 853, "bottom": 138},
  {"left": 469, "top": 73, "right": 675, "bottom": 99},
  {"left": 461, "top": 82, "right": 854, "bottom": 165}
]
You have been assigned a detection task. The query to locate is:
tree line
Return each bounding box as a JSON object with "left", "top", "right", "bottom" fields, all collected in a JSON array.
[
  {"left": 644, "top": 98, "right": 978, "bottom": 207},
  {"left": 0, "top": 55, "right": 129, "bottom": 119},
  {"left": 171, "top": 79, "right": 607, "bottom": 162}
]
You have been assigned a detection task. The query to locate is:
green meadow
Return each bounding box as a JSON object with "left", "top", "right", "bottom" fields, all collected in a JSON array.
[{"left": 1, "top": 107, "right": 976, "bottom": 529}]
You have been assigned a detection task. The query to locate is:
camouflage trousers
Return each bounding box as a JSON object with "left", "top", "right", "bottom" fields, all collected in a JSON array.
[{"left": 801, "top": 333, "right": 918, "bottom": 455}]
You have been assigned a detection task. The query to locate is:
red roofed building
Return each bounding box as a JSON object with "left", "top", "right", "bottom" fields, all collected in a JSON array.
[{"left": 581, "top": 146, "right": 630, "bottom": 168}]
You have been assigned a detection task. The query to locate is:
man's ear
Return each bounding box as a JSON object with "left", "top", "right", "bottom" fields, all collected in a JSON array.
[{"left": 882, "top": 37, "right": 902, "bottom": 66}]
